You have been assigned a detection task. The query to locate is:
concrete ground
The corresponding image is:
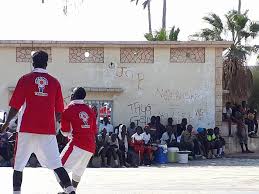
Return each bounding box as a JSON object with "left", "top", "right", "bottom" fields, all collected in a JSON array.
[{"left": 1, "top": 158, "right": 259, "bottom": 194}]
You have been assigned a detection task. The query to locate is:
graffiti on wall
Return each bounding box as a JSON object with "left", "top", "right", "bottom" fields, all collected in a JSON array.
[
  {"left": 104, "top": 65, "right": 145, "bottom": 90},
  {"left": 155, "top": 88, "right": 209, "bottom": 103},
  {"left": 128, "top": 102, "right": 152, "bottom": 125}
]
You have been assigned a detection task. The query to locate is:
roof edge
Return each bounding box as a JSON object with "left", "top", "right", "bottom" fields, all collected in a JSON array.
[{"left": 0, "top": 40, "right": 233, "bottom": 48}]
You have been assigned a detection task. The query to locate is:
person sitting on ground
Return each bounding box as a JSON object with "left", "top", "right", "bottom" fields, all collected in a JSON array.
[
  {"left": 160, "top": 125, "right": 178, "bottom": 148},
  {"left": 207, "top": 128, "right": 217, "bottom": 159},
  {"left": 127, "top": 122, "right": 136, "bottom": 140},
  {"left": 223, "top": 102, "right": 233, "bottom": 136},
  {"left": 118, "top": 125, "right": 130, "bottom": 167},
  {"left": 114, "top": 124, "right": 122, "bottom": 134},
  {"left": 196, "top": 128, "right": 208, "bottom": 158},
  {"left": 131, "top": 126, "right": 145, "bottom": 165},
  {"left": 99, "top": 117, "right": 114, "bottom": 135},
  {"left": 180, "top": 125, "right": 195, "bottom": 157},
  {"left": 167, "top": 117, "right": 173, "bottom": 128},
  {"left": 214, "top": 127, "right": 225, "bottom": 157},
  {"left": 142, "top": 125, "right": 154, "bottom": 165},
  {"left": 96, "top": 128, "right": 110, "bottom": 167},
  {"left": 234, "top": 112, "right": 254, "bottom": 153},
  {"left": 148, "top": 116, "right": 158, "bottom": 141},
  {"left": 155, "top": 116, "right": 166, "bottom": 139},
  {"left": 107, "top": 133, "right": 120, "bottom": 167},
  {"left": 177, "top": 118, "right": 188, "bottom": 140},
  {"left": 0, "top": 131, "right": 13, "bottom": 166}
]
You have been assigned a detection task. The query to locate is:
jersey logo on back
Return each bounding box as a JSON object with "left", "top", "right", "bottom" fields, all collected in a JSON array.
[
  {"left": 79, "top": 111, "right": 90, "bottom": 128},
  {"left": 35, "top": 77, "right": 48, "bottom": 96}
]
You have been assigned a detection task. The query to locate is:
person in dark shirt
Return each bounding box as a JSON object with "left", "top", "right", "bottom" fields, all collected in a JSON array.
[{"left": 177, "top": 118, "right": 188, "bottom": 137}]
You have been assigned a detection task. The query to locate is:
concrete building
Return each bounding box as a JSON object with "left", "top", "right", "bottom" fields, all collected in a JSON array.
[{"left": 0, "top": 40, "right": 230, "bottom": 130}]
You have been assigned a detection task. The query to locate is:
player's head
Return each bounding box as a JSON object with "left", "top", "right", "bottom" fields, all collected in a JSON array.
[
  {"left": 71, "top": 87, "right": 86, "bottom": 101},
  {"left": 32, "top": 51, "right": 48, "bottom": 69}
]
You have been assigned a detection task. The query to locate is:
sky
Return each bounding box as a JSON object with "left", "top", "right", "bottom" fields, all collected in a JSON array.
[{"left": 0, "top": 0, "right": 258, "bottom": 42}]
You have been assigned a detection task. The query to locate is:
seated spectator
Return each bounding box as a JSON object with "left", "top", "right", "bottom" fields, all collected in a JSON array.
[
  {"left": 131, "top": 126, "right": 145, "bottom": 165},
  {"left": 155, "top": 116, "right": 166, "bottom": 139},
  {"left": 114, "top": 124, "right": 122, "bottom": 134},
  {"left": 99, "top": 117, "right": 114, "bottom": 134},
  {"left": 180, "top": 125, "right": 195, "bottom": 157},
  {"left": 207, "top": 128, "right": 217, "bottom": 158},
  {"left": 214, "top": 127, "right": 225, "bottom": 157},
  {"left": 107, "top": 133, "right": 119, "bottom": 167},
  {"left": 196, "top": 128, "right": 208, "bottom": 158},
  {"left": 97, "top": 128, "right": 110, "bottom": 167},
  {"left": 160, "top": 125, "right": 178, "bottom": 148},
  {"left": 142, "top": 125, "right": 154, "bottom": 165},
  {"left": 223, "top": 102, "right": 233, "bottom": 136},
  {"left": 167, "top": 117, "right": 173, "bottom": 128},
  {"left": 127, "top": 122, "right": 136, "bottom": 140},
  {"left": 0, "top": 131, "right": 13, "bottom": 166},
  {"left": 118, "top": 125, "right": 129, "bottom": 167},
  {"left": 177, "top": 118, "right": 188, "bottom": 139},
  {"left": 148, "top": 116, "right": 158, "bottom": 141},
  {"left": 235, "top": 112, "right": 254, "bottom": 153}
]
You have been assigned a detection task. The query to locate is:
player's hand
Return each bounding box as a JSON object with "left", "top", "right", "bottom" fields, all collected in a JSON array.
[{"left": 0, "top": 122, "right": 9, "bottom": 133}]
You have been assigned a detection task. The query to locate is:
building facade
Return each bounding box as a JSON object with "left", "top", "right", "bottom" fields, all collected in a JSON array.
[{"left": 0, "top": 40, "right": 230, "bottom": 129}]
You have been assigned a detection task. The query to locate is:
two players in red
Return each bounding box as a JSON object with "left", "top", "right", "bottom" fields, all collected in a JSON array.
[{"left": 0, "top": 51, "right": 97, "bottom": 194}]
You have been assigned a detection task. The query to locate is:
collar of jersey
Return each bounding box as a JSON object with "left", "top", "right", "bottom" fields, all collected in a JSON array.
[
  {"left": 69, "top": 100, "right": 85, "bottom": 105},
  {"left": 33, "top": 68, "right": 48, "bottom": 74}
]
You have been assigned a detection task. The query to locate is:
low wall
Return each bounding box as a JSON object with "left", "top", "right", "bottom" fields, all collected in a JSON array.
[{"left": 222, "top": 122, "right": 259, "bottom": 154}]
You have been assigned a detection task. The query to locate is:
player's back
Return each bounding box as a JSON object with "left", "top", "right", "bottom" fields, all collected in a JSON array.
[
  {"left": 65, "top": 102, "right": 97, "bottom": 153},
  {"left": 10, "top": 69, "right": 63, "bottom": 135}
]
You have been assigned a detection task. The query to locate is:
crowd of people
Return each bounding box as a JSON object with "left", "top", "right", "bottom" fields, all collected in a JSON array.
[
  {"left": 1, "top": 100, "right": 257, "bottom": 168},
  {"left": 90, "top": 115, "right": 226, "bottom": 168},
  {"left": 223, "top": 100, "right": 257, "bottom": 153}
]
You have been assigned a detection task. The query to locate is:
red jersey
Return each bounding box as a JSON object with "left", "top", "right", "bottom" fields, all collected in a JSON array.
[
  {"left": 61, "top": 100, "right": 97, "bottom": 153},
  {"left": 9, "top": 68, "right": 64, "bottom": 135}
]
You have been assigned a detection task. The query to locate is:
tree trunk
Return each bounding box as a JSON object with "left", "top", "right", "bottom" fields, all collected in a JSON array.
[
  {"left": 148, "top": 2, "right": 152, "bottom": 34},
  {"left": 162, "top": 0, "right": 166, "bottom": 29},
  {"left": 238, "top": 0, "right": 241, "bottom": 14}
]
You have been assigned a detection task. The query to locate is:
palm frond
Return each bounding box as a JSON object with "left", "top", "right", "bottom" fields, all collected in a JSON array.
[
  {"left": 169, "top": 26, "right": 180, "bottom": 41},
  {"left": 143, "top": 0, "right": 151, "bottom": 9},
  {"left": 202, "top": 13, "right": 223, "bottom": 31}
]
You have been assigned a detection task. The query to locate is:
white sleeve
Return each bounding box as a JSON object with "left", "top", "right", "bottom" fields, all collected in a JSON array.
[{"left": 223, "top": 107, "right": 227, "bottom": 114}]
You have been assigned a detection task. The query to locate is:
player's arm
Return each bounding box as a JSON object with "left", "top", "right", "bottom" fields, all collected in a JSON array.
[
  {"left": 60, "top": 109, "right": 72, "bottom": 137},
  {"left": 1, "top": 78, "right": 25, "bottom": 133},
  {"left": 55, "top": 82, "right": 64, "bottom": 122}
]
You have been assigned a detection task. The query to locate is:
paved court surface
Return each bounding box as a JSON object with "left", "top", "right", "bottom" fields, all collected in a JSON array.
[{"left": 1, "top": 158, "right": 259, "bottom": 194}]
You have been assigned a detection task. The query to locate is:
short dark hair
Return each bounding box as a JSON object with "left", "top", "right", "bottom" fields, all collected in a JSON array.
[
  {"left": 32, "top": 51, "right": 48, "bottom": 68},
  {"left": 73, "top": 87, "right": 86, "bottom": 100}
]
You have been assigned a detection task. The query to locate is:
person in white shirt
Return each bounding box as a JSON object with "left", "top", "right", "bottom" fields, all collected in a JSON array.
[
  {"left": 99, "top": 117, "right": 114, "bottom": 135},
  {"left": 131, "top": 126, "right": 144, "bottom": 143},
  {"left": 142, "top": 126, "right": 151, "bottom": 145},
  {"left": 160, "top": 125, "right": 178, "bottom": 147},
  {"left": 142, "top": 125, "right": 154, "bottom": 165}
]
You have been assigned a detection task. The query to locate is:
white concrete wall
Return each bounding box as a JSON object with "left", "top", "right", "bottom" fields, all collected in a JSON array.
[{"left": 0, "top": 46, "right": 216, "bottom": 129}]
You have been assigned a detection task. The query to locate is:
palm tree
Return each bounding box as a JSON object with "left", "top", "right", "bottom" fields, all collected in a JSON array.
[
  {"left": 144, "top": 26, "right": 180, "bottom": 41},
  {"left": 162, "top": 0, "right": 167, "bottom": 29},
  {"left": 131, "top": 0, "right": 153, "bottom": 34},
  {"left": 192, "top": 4, "right": 259, "bottom": 102}
]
